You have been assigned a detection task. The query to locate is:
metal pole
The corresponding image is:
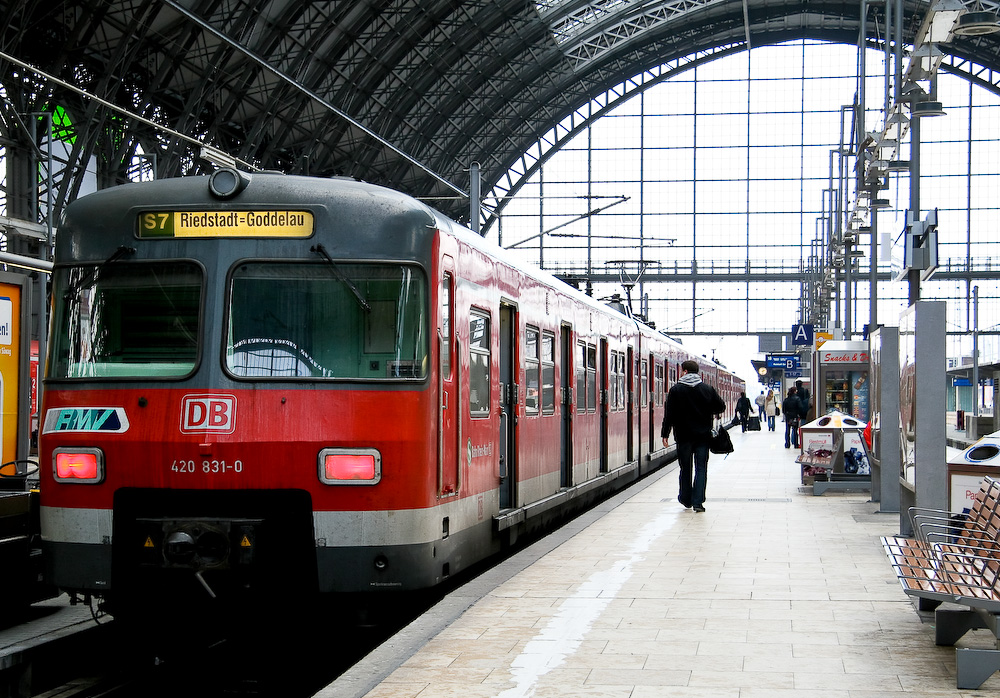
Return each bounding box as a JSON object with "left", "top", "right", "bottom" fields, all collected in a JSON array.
[
  {"left": 29, "top": 112, "right": 53, "bottom": 440},
  {"left": 870, "top": 189, "right": 878, "bottom": 331},
  {"left": 469, "top": 161, "right": 481, "bottom": 235},
  {"left": 973, "top": 285, "right": 980, "bottom": 417},
  {"left": 908, "top": 115, "right": 921, "bottom": 305}
]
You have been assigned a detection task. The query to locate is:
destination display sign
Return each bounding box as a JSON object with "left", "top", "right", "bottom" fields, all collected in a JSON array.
[{"left": 139, "top": 210, "right": 313, "bottom": 238}]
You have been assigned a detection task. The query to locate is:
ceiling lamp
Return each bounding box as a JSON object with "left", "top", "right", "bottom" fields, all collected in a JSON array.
[
  {"left": 872, "top": 198, "right": 892, "bottom": 209},
  {"left": 912, "top": 101, "right": 946, "bottom": 117},
  {"left": 887, "top": 159, "right": 911, "bottom": 172},
  {"left": 953, "top": 10, "right": 1000, "bottom": 35}
]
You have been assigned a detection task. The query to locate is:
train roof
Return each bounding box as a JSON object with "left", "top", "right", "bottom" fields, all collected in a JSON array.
[
  {"left": 56, "top": 172, "right": 737, "bottom": 382},
  {"left": 59, "top": 172, "right": 633, "bottom": 324}
]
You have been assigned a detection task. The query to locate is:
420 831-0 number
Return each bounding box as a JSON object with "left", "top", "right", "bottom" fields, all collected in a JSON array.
[{"left": 171, "top": 459, "right": 244, "bottom": 474}]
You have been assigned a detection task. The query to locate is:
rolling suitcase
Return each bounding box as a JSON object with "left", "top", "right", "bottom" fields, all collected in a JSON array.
[{"left": 747, "top": 415, "right": 761, "bottom": 431}]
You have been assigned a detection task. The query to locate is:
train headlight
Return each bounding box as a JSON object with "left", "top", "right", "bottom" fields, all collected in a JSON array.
[
  {"left": 53, "top": 448, "right": 105, "bottom": 484},
  {"left": 208, "top": 167, "right": 250, "bottom": 199},
  {"left": 318, "top": 448, "right": 381, "bottom": 485}
]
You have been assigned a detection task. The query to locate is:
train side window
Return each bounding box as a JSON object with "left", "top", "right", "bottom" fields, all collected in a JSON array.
[
  {"left": 617, "top": 352, "right": 626, "bottom": 411},
  {"left": 641, "top": 359, "right": 649, "bottom": 408},
  {"left": 525, "top": 326, "right": 540, "bottom": 415},
  {"left": 469, "top": 311, "right": 491, "bottom": 417},
  {"left": 441, "top": 273, "right": 452, "bottom": 375},
  {"left": 576, "top": 341, "right": 586, "bottom": 414},
  {"left": 607, "top": 352, "right": 616, "bottom": 411},
  {"left": 609, "top": 351, "right": 624, "bottom": 411},
  {"left": 541, "top": 331, "right": 555, "bottom": 415},
  {"left": 655, "top": 362, "right": 664, "bottom": 405},
  {"left": 587, "top": 344, "right": 597, "bottom": 412}
]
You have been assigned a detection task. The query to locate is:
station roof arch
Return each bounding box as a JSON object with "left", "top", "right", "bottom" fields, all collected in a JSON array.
[{"left": 3, "top": 0, "right": 1000, "bottom": 226}]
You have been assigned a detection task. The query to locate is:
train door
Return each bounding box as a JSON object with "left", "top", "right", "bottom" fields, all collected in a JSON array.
[
  {"left": 498, "top": 303, "right": 517, "bottom": 510},
  {"left": 627, "top": 346, "right": 635, "bottom": 462},
  {"left": 600, "top": 339, "right": 609, "bottom": 473},
  {"left": 560, "top": 324, "right": 573, "bottom": 488},
  {"left": 646, "top": 354, "right": 655, "bottom": 452},
  {"left": 438, "top": 270, "right": 459, "bottom": 495}
]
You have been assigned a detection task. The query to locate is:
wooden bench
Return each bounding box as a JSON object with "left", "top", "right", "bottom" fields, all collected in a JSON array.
[{"left": 882, "top": 476, "right": 1000, "bottom": 689}]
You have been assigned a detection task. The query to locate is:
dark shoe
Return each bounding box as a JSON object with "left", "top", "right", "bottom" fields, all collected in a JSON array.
[
  {"left": 785, "top": 444, "right": 790, "bottom": 448},
  {"left": 693, "top": 505, "right": 706, "bottom": 513},
  {"left": 678, "top": 496, "right": 692, "bottom": 508}
]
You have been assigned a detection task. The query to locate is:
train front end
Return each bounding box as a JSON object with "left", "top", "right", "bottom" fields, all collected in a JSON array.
[{"left": 40, "top": 171, "right": 447, "bottom": 611}]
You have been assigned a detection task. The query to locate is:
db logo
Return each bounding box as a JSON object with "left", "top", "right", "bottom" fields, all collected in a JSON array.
[{"left": 180, "top": 395, "right": 237, "bottom": 434}]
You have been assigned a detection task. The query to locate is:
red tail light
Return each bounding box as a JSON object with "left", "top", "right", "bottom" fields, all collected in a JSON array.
[
  {"left": 53, "top": 448, "right": 104, "bottom": 483},
  {"left": 319, "top": 448, "right": 381, "bottom": 485}
]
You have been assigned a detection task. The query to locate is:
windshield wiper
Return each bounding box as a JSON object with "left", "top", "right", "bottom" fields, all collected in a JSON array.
[
  {"left": 310, "top": 244, "right": 371, "bottom": 313},
  {"left": 64, "top": 245, "right": 136, "bottom": 299}
]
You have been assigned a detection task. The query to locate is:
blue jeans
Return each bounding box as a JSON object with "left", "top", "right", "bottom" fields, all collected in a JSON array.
[
  {"left": 676, "top": 441, "right": 710, "bottom": 508},
  {"left": 767, "top": 415, "right": 775, "bottom": 430},
  {"left": 785, "top": 419, "right": 799, "bottom": 448}
]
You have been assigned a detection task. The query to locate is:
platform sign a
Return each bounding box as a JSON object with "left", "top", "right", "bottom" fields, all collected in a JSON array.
[{"left": 791, "top": 324, "right": 814, "bottom": 346}]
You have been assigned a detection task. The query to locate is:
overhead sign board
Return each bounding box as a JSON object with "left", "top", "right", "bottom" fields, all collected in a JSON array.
[
  {"left": 791, "top": 324, "right": 814, "bottom": 346},
  {"left": 766, "top": 354, "right": 799, "bottom": 370},
  {"left": 139, "top": 210, "right": 314, "bottom": 238}
]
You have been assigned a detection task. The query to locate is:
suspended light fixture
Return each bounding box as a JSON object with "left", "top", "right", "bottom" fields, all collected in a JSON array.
[
  {"left": 953, "top": 10, "right": 1000, "bottom": 35},
  {"left": 887, "top": 159, "right": 911, "bottom": 171},
  {"left": 912, "top": 100, "right": 946, "bottom": 117}
]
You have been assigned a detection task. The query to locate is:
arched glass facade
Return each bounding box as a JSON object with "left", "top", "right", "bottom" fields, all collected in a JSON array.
[{"left": 489, "top": 40, "right": 1000, "bottom": 370}]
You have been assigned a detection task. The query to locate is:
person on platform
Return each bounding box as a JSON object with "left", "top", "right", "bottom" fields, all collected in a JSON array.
[
  {"left": 661, "top": 360, "right": 726, "bottom": 513},
  {"left": 764, "top": 389, "right": 778, "bottom": 431},
  {"left": 795, "top": 379, "right": 812, "bottom": 422},
  {"left": 783, "top": 386, "right": 803, "bottom": 449},
  {"left": 755, "top": 390, "right": 766, "bottom": 419},
  {"left": 735, "top": 392, "right": 753, "bottom": 432}
]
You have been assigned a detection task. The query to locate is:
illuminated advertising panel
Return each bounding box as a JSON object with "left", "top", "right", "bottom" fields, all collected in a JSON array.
[{"left": 0, "top": 275, "right": 30, "bottom": 466}]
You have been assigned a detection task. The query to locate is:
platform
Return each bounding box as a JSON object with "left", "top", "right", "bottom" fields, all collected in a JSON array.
[{"left": 320, "top": 424, "right": 1000, "bottom": 698}]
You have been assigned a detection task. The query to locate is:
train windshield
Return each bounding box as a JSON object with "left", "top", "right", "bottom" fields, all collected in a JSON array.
[
  {"left": 225, "top": 262, "right": 428, "bottom": 380},
  {"left": 50, "top": 262, "right": 202, "bottom": 378}
]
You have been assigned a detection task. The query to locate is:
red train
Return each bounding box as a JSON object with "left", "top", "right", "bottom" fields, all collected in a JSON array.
[{"left": 39, "top": 170, "right": 743, "bottom": 609}]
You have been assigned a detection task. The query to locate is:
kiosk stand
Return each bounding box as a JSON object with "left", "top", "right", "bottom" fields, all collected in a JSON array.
[
  {"left": 796, "top": 411, "right": 873, "bottom": 495},
  {"left": 814, "top": 340, "right": 870, "bottom": 423}
]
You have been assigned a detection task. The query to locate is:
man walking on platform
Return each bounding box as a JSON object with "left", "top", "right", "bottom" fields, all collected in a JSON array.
[
  {"left": 661, "top": 360, "right": 726, "bottom": 513},
  {"left": 735, "top": 392, "right": 752, "bottom": 432}
]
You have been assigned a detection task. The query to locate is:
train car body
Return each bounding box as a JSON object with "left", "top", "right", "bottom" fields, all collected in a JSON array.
[{"left": 39, "top": 171, "right": 743, "bottom": 607}]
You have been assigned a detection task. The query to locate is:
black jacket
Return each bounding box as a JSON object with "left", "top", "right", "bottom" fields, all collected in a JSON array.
[
  {"left": 782, "top": 394, "right": 805, "bottom": 422},
  {"left": 735, "top": 395, "right": 752, "bottom": 416},
  {"left": 661, "top": 379, "right": 727, "bottom": 445}
]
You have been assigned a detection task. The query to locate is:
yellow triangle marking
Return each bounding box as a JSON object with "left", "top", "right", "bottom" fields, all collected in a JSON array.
[
  {"left": 240, "top": 535, "right": 252, "bottom": 548},
  {"left": 143, "top": 536, "right": 155, "bottom": 548}
]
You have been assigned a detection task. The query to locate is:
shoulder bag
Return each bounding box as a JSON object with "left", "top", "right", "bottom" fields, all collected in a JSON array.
[{"left": 710, "top": 420, "right": 734, "bottom": 455}]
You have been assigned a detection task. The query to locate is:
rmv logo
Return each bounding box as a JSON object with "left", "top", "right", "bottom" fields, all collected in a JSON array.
[{"left": 181, "top": 395, "right": 237, "bottom": 434}]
